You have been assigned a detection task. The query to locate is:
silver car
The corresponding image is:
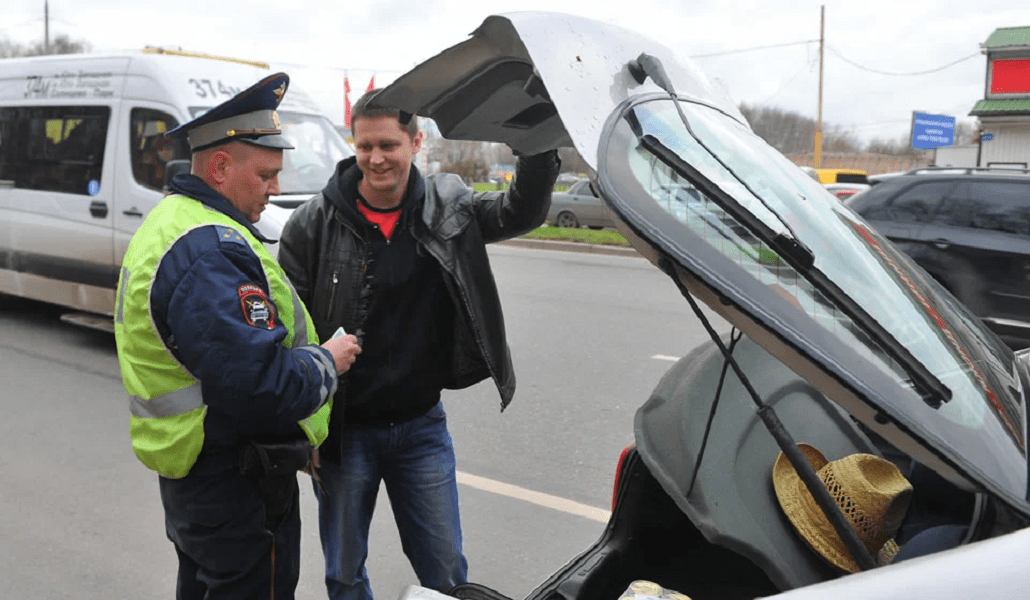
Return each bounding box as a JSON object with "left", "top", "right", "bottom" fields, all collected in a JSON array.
[{"left": 546, "top": 178, "right": 615, "bottom": 228}]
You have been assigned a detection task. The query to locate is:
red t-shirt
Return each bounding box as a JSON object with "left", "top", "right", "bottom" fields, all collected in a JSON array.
[{"left": 357, "top": 197, "right": 402, "bottom": 240}]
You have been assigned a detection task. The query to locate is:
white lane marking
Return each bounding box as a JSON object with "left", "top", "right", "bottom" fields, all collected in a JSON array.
[
  {"left": 652, "top": 354, "right": 679, "bottom": 362},
  {"left": 456, "top": 471, "right": 611, "bottom": 524}
]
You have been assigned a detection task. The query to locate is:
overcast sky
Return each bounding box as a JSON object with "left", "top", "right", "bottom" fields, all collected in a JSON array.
[{"left": 5, "top": 0, "right": 1028, "bottom": 146}]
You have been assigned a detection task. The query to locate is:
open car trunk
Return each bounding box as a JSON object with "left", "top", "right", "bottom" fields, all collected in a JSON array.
[{"left": 385, "top": 11, "right": 1030, "bottom": 600}]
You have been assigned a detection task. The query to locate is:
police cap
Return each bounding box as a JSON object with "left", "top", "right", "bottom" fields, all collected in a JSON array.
[{"left": 166, "top": 72, "right": 294, "bottom": 152}]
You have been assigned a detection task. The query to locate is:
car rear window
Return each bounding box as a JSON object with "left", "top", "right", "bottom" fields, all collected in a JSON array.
[
  {"left": 836, "top": 172, "right": 869, "bottom": 184},
  {"left": 852, "top": 180, "right": 954, "bottom": 224},
  {"left": 602, "top": 97, "right": 1028, "bottom": 504},
  {"left": 950, "top": 181, "right": 1030, "bottom": 235}
]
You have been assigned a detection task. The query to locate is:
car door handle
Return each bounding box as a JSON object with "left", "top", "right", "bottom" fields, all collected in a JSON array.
[
  {"left": 932, "top": 238, "right": 951, "bottom": 249},
  {"left": 122, "top": 206, "right": 144, "bottom": 217},
  {"left": 89, "top": 200, "right": 108, "bottom": 218}
]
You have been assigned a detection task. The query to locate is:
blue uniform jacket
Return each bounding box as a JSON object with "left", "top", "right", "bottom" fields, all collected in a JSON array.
[{"left": 152, "top": 174, "right": 336, "bottom": 457}]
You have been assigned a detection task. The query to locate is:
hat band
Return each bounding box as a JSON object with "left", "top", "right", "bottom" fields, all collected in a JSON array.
[
  {"left": 227, "top": 128, "right": 282, "bottom": 136},
  {"left": 186, "top": 109, "right": 282, "bottom": 149}
]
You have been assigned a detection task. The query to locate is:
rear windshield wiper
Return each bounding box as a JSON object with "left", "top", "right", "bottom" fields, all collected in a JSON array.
[{"left": 637, "top": 125, "right": 952, "bottom": 409}]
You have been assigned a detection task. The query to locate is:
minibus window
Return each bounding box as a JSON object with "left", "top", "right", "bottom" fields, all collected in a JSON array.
[
  {"left": 130, "top": 109, "right": 188, "bottom": 191},
  {"left": 0, "top": 105, "right": 110, "bottom": 196}
]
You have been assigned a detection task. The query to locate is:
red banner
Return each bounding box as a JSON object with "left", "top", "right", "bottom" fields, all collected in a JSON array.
[{"left": 344, "top": 76, "right": 352, "bottom": 127}]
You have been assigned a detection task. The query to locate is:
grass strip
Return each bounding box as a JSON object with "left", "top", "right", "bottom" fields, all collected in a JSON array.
[{"left": 522, "top": 226, "right": 630, "bottom": 247}]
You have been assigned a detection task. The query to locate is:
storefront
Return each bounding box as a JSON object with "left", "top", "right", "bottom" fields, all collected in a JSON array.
[{"left": 971, "top": 26, "right": 1030, "bottom": 168}]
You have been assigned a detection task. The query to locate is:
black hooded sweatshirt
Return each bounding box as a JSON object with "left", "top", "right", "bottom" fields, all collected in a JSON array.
[{"left": 324, "top": 158, "right": 455, "bottom": 426}]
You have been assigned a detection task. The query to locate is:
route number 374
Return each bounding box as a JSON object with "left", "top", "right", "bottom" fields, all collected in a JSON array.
[{"left": 188, "top": 78, "right": 242, "bottom": 100}]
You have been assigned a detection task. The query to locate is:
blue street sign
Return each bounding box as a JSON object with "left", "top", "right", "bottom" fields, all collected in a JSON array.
[
  {"left": 981, "top": 132, "right": 994, "bottom": 142},
  {"left": 911, "top": 112, "right": 956, "bottom": 149}
]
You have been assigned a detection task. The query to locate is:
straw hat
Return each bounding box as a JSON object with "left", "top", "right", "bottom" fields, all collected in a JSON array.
[{"left": 772, "top": 443, "right": 913, "bottom": 573}]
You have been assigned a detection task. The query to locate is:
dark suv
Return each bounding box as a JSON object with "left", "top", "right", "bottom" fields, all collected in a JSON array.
[{"left": 847, "top": 167, "right": 1030, "bottom": 348}]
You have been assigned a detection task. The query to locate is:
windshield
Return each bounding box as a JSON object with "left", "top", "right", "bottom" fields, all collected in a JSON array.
[
  {"left": 601, "top": 97, "right": 1027, "bottom": 498},
  {"left": 277, "top": 111, "right": 353, "bottom": 198},
  {"left": 188, "top": 107, "right": 353, "bottom": 200}
]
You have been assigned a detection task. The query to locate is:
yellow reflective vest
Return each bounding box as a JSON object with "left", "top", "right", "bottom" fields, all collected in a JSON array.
[{"left": 114, "top": 194, "right": 334, "bottom": 478}]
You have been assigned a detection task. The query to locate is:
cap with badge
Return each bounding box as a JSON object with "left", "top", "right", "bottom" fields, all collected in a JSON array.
[{"left": 166, "top": 72, "right": 294, "bottom": 152}]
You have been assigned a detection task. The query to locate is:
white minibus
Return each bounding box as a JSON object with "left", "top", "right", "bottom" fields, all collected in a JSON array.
[{"left": 0, "top": 49, "right": 352, "bottom": 326}]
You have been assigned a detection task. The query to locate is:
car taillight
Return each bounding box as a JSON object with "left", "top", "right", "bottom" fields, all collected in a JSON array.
[{"left": 612, "top": 443, "right": 635, "bottom": 511}]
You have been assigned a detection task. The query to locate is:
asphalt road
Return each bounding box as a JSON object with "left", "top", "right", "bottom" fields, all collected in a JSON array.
[{"left": 0, "top": 243, "right": 729, "bottom": 599}]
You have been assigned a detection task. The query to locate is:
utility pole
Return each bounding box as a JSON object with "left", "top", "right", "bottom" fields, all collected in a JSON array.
[
  {"left": 44, "top": 0, "right": 50, "bottom": 53},
  {"left": 814, "top": 5, "right": 824, "bottom": 168}
]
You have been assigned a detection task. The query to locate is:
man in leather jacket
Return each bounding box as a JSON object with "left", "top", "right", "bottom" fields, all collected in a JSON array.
[{"left": 278, "top": 89, "right": 560, "bottom": 599}]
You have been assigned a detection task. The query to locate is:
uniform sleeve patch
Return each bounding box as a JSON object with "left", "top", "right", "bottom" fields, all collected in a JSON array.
[
  {"left": 216, "top": 225, "right": 248, "bottom": 247},
  {"left": 238, "top": 283, "right": 276, "bottom": 329}
]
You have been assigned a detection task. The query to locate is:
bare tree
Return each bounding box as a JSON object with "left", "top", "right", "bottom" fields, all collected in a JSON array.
[
  {"left": 866, "top": 119, "right": 978, "bottom": 154},
  {"left": 0, "top": 38, "right": 21, "bottom": 59},
  {"left": 0, "top": 33, "right": 91, "bottom": 58},
  {"left": 739, "top": 103, "right": 861, "bottom": 155},
  {"left": 481, "top": 142, "right": 519, "bottom": 169},
  {"left": 955, "top": 120, "right": 977, "bottom": 145},
  {"left": 866, "top": 132, "right": 928, "bottom": 157},
  {"left": 866, "top": 136, "right": 906, "bottom": 155},
  {"left": 557, "top": 147, "right": 590, "bottom": 176},
  {"left": 427, "top": 138, "right": 491, "bottom": 182},
  {"left": 424, "top": 134, "right": 592, "bottom": 182},
  {"left": 739, "top": 103, "right": 815, "bottom": 154}
]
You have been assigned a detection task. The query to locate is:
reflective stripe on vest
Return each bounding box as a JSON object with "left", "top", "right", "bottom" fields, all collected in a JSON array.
[
  {"left": 286, "top": 274, "right": 309, "bottom": 348},
  {"left": 128, "top": 384, "right": 203, "bottom": 418}
]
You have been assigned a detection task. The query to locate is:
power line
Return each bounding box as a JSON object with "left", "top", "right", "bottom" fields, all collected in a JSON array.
[
  {"left": 827, "top": 46, "right": 981, "bottom": 76},
  {"left": 687, "top": 38, "right": 979, "bottom": 77},
  {"left": 0, "top": 18, "right": 42, "bottom": 34},
  {"left": 757, "top": 56, "right": 819, "bottom": 106},
  {"left": 689, "top": 39, "right": 818, "bottom": 59}
]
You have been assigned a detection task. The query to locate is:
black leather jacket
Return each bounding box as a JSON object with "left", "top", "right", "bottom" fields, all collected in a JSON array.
[{"left": 278, "top": 152, "right": 560, "bottom": 418}]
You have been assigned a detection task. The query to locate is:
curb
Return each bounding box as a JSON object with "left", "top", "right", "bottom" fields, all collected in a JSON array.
[{"left": 497, "top": 237, "right": 641, "bottom": 257}]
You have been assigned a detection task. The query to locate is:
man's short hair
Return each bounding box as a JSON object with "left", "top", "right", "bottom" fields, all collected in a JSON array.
[{"left": 351, "top": 88, "right": 419, "bottom": 139}]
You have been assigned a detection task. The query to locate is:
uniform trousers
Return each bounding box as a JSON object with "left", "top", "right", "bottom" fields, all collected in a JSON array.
[{"left": 159, "top": 462, "right": 301, "bottom": 600}]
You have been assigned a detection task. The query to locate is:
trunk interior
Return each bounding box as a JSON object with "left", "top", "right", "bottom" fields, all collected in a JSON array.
[{"left": 450, "top": 447, "right": 780, "bottom": 600}]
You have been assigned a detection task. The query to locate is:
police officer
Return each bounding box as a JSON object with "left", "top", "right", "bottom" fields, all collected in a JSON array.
[{"left": 114, "top": 73, "right": 361, "bottom": 600}]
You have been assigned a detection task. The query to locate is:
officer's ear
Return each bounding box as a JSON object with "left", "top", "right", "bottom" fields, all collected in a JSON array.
[{"left": 205, "top": 148, "right": 234, "bottom": 186}]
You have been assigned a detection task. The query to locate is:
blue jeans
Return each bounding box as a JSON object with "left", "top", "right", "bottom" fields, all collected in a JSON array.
[{"left": 313, "top": 401, "right": 468, "bottom": 600}]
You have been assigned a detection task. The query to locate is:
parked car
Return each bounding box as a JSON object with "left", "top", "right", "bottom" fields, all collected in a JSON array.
[
  {"left": 799, "top": 167, "right": 869, "bottom": 200},
  {"left": 546, "top": 178, "right": 614, "bottom": 228},
  {"left": 868, "top": 170, "right": 907, "bottom": 185},
  {"left": 823, "top": 182, "right": 870, "bottom": 201},
  {"left": 374, "top": 12, "right": 1030, "bottom": 600},
  {"left": 846, "top": 167, "right": 1030, "bottom": 348},
  {"left": 816, "top": 168, "right": 869, "bottom": 185},
  {"left": 555, "top": 172, "right": 582, "bottom": 186}
]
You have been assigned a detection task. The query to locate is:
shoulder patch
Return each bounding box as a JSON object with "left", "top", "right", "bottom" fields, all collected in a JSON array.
[
  {"left": 238, "top": 283, "right": 276, "bottom": 329},
  {"left": 215, "top": 225, "right": 248, "bottom": 247}
]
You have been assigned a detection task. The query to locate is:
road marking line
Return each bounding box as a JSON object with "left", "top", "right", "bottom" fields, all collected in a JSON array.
[
  {"left": 652, "top": 354, "right": 680, "bottom": 361},
  {"left": 456, "top": 471, "right": 611, "bottom": 523}
]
